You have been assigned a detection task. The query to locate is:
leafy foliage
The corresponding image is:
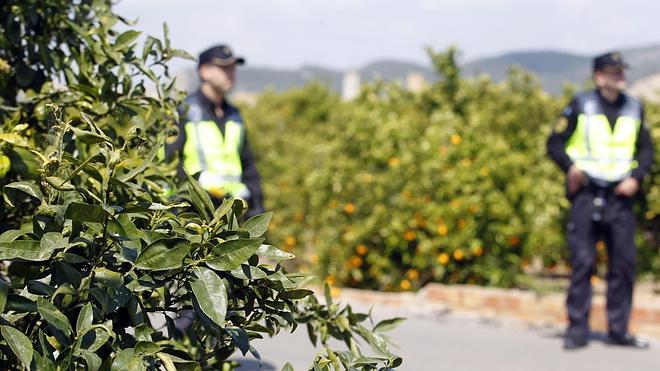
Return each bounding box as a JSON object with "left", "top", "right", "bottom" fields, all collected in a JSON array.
[{"left": 0, "top": 1, "right": 403, "bottom": 370}]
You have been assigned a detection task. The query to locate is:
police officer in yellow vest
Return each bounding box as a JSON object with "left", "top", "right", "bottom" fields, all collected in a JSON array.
[
  {"left": 547, "top": 51, "right": 654, "bottom": 350},
  {"left": 167, "top": 44, "right": 264, "bottom": 219}
]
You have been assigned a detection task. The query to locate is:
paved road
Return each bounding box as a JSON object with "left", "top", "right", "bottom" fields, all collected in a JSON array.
[{"left": 232, "top": 304, "right": 660, "bottom": 371}]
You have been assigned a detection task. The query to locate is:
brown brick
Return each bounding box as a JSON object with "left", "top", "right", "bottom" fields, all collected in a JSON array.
[{"left": 484, "top": 296, "right": 499, "bottom": 309}]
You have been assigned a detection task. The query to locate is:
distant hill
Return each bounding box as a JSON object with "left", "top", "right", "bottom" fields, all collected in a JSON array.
[
  {"left": 462, "top": 45, "right": 660, "bottom": 93},
  {"left": 462, "top": 51, "right": 591, "bottom": 93},
  {"left": 175, "top": 44, "right": 660, "bottom": 96},
  {"left": 176, "top": 59, "right": 435, "bottom": 94}
]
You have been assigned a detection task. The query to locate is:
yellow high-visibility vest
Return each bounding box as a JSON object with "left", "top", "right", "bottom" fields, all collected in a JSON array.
[
  {"left": 182, "top": 119, "right": 249, "bottom": 199},
  {"left": 565, "top": 92, "right": 640, "bottom": 182}
]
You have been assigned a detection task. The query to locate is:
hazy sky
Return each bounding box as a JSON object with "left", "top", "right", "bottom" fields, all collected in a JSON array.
[{"left": 114, "top": 0, "right": 660, "bottom": 71}]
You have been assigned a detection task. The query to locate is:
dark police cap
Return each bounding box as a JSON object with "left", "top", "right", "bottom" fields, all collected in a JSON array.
[
  {"left": 593, "top": 51, "right": 628, "bottom": 71},
  {"left": 198, "top": 44, "right": 245, "bottom": 67}
]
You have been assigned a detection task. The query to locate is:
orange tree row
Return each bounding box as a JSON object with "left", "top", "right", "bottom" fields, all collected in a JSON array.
[{"left": 244, "top": 47, "right": 660, "bottom": 290}]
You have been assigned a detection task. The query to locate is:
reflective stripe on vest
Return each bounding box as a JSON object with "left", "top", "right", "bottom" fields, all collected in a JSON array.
[
  {"left": 182, "top": 120, "right": 249, "bottom": 199},
  {"left": 565, "top": 92, "right": 640, "bottom": 182}
]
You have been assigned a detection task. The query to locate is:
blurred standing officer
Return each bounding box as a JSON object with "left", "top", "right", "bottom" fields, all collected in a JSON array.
[
  {"left": 547, "top": 51, "right": 654, "bottom": 350},
  {"left": 167, "top": 44, "right": 264, "bottom": 219}
]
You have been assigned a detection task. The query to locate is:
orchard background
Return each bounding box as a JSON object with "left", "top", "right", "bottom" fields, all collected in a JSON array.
[{"left": 244, "top": 47, "right": 660, "bottom": 291}]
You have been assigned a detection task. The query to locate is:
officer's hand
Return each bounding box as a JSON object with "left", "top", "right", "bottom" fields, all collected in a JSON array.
[
  {"left": 567, "top": 165, "right": 585, "bottom": 195},
  {"left": 614, "top": 177, "right": 639, "bottom": 197}
]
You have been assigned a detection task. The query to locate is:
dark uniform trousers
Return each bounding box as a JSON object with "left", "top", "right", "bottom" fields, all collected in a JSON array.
[{"left": 566, "top": 186, "right": 636, "bottom": 338}]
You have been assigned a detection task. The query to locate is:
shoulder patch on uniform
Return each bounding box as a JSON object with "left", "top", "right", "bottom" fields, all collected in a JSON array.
[
  {"left": 554, "top": 116, "right": 568, "bottom": 133},
  {"left": 187, "top": 103, "right": 203, "bottom": 122}
]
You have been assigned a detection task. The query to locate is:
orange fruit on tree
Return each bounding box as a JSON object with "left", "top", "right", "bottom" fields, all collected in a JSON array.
[
  {"left": 356, "top": 244, "right": 368, "bottom": 255},
  {"left": 404, "top": 230, "right": 416, "bottom": 241},
  {"left": 437, "top": 223, "right": 448, "bottom": 236},
  {"left": 406, "top": 269, "right": 419, "bottom": 280}
]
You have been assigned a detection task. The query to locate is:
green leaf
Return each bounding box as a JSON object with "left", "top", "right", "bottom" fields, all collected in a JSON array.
[
  {"left": 115, "top": 30, "right": 141, "bottom": 49},
  {"left": 142, "top": 36, "right": 158, "bottom": 60},
  {"left": 135, "top": 63, "right": 159, "bottom": 84},
  {"left": 65, "top": 202, "right": 108, "bottom": 224},
  {"left": 34, "top": 350, "right": 56, "bottom": 371},
  {"left": 94, "top": 267, "right": 123, "bottom": 288},
  {"left": 134, "top": 239, "right": 189, "bottom": 271},
  {"left": 0, "top": 133, "right": 29, "bottom": 147},
  {"left": 0, "top": 240, "right": 49, "bottom": 261},
  {"left": 91, "top": 101, "right": 109, "bottom": 115},
  {"left": 171, "top": 49, "right": 195, "bottom": 60},
  {"left": 0, "top": 228, "right": 31, "bottom": 243},
  {"left": 278, "top": 289, "right": 314, "bottom": 300},
  {"left": 206, "top": 238, "right": 264, "bottom": 271},
  {"left": 27, "top": 280, "right": 55, "bottom": 296},
  {"left": 117, "top": 138, "right": 162, "bottom": 182},
  {"left": 3, "top": 181, "right": 43, "bottom": 207},
  {"left": 45, "top": 176, "right": 75, "bottom": 191},
  {"left": 133, "top": 324, "right": 152, "bottom": 342},
  {"left": 70, "top": 127, "right": 112, "bottom": 145},
  {"left": 79, "top": 349, "right": 102, "bottom": 371},
  {"left": 63, "top": 253, "right": 88, "bottom": 264},
  {"left": 0, "top": 279, "right": 8, "bottom": 313},
  {"left": 1, "top": 325, "right": 34, "bottom": 368},
  {"left": 15, "top": 63, "right": 35, "bottom": 87},
  {"left": 111, "top": 348, "right": 135, "bottom": 371},
  {"left": 230, "top": 265, "right": 267, "bottom": 280},
  {"left": 51, "top": 283, "right": 77, "bottom": 300},
  {"left": 37, "top": 298, "right": 72, "bottom": 335},
  {"left": 306, "top": 323, "right": 317, "bottom": 347},
  {"left": 63, "top": 19, "right": 94, "bottom": 45},
  {"left": 80, "top": 112, "right": 105, "bottom": 135},
  {"left": 156, "top": 353, "right": 201, "bottom": 371},
  {"left": 355, "top": 325, "right": 391, "bottom": 357},
  {"left": 10, "top": 147, "right": 41, "bottom": 178},
  {"left": 281, "top": 363, "right": 295, "bottom": 371},
  {"left": 134, "top": 341, "right": 161, "bottom": 356},
  {"left": 324, "top": 283, "right": 332, "bottom": 307},
  {"left": 5, "top": 294, "right": 37, "bottom": 312},
  {"left": 210, "top": 197, "right": 234, "bottom": 226},
  {"left": 163, "top": 22, "right": 171, "bottom": 49},
  {"left": 373, "top": 317, "right": 406, "bottom": 333},
  {"left": 242, "top": 212, "right": 273, "bottom": 237},
  {"left": 156, "top": 353, "right": 177, "bottom": 371},
  {"left": 61, "top": 152, "right": 104, "bottom": 183},
  {"left": 248, "top": 345, "right": 262, "bottom": 365},
  {"left": 189, "top": 266, "right": 227, "bottom": 327},
  {"left": 391, "top": 356, "right": 404, "bottom": 368},
  {"left": 186, "top": 174, "right": 214, "bottom": 222},
  {"left": 80, "top": 325, "right": 112, "bottom": 351},
  {"left": 76, "top": 302, "right": 93, "bottom": 336},
  {"left": 127, "top": 356, "right": 145, "bottom": 370},
  {"left": 40, "top": 232, "right": 68, "bottom": 255},
  {"left": 226, "top": 327, "right": 249, "bottom": 355},
  {"left": 256, "top": 244, "right": 295, "bottom": 262}
]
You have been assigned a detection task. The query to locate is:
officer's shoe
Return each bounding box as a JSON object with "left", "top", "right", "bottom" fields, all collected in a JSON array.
[
  {"left": 563, "top": 335, "right": 588, "bottom": 350},
  {"left": 608, "top": 333, "right": 650, "bottom": 349}
]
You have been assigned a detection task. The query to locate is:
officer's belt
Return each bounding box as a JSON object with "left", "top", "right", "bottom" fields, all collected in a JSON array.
[{"left": 585, "top": 177, "right": 619, "bottom": 194}]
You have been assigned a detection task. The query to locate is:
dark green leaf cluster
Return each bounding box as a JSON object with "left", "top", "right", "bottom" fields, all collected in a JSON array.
[
  {"left": 0, "top": 1, "right": 404, "bottom": 370},
  {"left": 295, "top": 284, "right": 403, "bottom": 370}
]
